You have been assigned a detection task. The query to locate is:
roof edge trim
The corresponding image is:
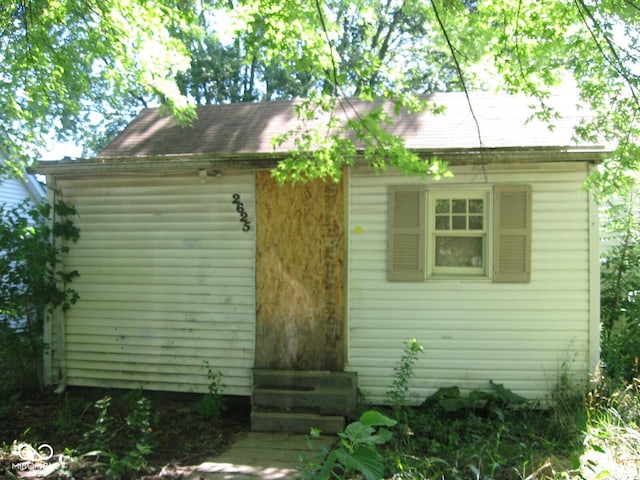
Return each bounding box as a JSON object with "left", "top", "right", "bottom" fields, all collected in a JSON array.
[{"left": 34, "top": 147, "right": 606, "bottom": 177}]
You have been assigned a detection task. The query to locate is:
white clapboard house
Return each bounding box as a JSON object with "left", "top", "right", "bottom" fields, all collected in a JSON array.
[{"left": 37, "top": 92, "right": 607, "bottom": 431}]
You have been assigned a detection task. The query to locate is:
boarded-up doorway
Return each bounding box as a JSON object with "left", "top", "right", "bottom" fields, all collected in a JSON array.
[{"left": 254, "top": 172, "right": 345, "bottom": 371}]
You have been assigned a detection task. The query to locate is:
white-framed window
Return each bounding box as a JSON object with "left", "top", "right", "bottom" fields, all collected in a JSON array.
[
  {"left": 429, "top": 190, "right": 489, "bottom": 277},
  {"left": 387, "top": 185, "right": 531, "bottom": 283}
]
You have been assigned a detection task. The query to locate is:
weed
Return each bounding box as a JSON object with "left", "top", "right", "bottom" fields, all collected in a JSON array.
[
  {"left": 53, "top": 393, "right": 92, "bottom": 441},
  {"left": 82, "top": 395, "right": 116, "bottom": 449},
  {"left": 387, "top": 380, "right": 582, "bottom": 479},
  {"left": 73, "top": 393, "right": 156, "bottom": 479},
  {"left": 582, "top": 379, "right": 640, "bottom": 479},
  {"left": 387, "top": 338, "right": 424, "bottom": 429},
  {"left": 301, "top": 410, "right": 397, "bottom": 480},
  {"left": 194, "top": 362, "right": 226, "bottom": 420},
  {"left": 0, "top": 391, "right": 21, "bottom": 421},
  {"left": 386, "top": 338, "right": 423, "bottom": 455}
]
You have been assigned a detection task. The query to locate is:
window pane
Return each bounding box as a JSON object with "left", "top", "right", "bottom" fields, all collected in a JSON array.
[
  {"left": 435, "top": 236, "right": 483, "bottom": 267},
  {"left": 469, "top": 215, "right": 483, "bottom": 230},
  {"left": 435, "top": 215, "right": 450, "bottom": 230},
  {"left": 452, "top": 199, "right": 466, "bottom": 213},
  {"left": 436, "top": 199, "right": 450, "bottom": 214},
  {"left": 452, "top": 216, "right": 466, "bottom": 230},
  {"left": 469, "top": 199, "right": 483, "bottom": 213}
]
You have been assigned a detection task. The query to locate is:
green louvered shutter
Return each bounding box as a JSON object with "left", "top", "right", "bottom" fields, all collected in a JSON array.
[
  {"left": 388, "top": 186, "right": 425, "bottom": 281},
  {"left": 493, "top": 185, "right": 532, "bottom": 283}
]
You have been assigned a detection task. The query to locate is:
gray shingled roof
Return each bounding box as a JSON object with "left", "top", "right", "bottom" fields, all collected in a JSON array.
[{"left": 97, "top": 92, "right": 606, "bottom": 159}]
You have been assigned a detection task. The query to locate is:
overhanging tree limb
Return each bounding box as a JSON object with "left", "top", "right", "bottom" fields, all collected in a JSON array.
[
  {"left": 574, "top": 0, "right": 640, "bottom": 109},
  {"left": 429, "top": 0, "right": 484, "bottom": 149}
]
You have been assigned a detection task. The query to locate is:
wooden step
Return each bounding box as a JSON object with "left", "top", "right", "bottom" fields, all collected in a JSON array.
[
  {"left": 253, "top": 369, "right": 358, "bottom": 392},
  {"left": 253, "top": 385, "right": 356, "bottom": 415},
  {"left": 250, "top": 369, "right": 358, "bottom": 433}
]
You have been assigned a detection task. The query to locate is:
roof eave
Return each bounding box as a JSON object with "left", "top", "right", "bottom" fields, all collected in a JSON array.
[
  {"left": 34, "top": 152, "right": 286, "bottom": 177},
  {"left": 419, "top": 146, "right": 608, "bottom": 165},
  {"left": 34, "top": 146, "right": 608, "bottom": 177}
]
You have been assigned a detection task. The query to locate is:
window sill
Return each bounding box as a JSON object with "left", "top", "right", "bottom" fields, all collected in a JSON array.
[{"left": 427, "top": 275, "right": 491, "bottom": 282}]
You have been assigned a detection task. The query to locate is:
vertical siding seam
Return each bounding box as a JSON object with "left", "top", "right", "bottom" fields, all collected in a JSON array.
[
  {"left": 48, "top": 176, "right": 66, "bottom": 389},
  {"left": 587, "top": 166, "right": 601, "bottom": 377}
]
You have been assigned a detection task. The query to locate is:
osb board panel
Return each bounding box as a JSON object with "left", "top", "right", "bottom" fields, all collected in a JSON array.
[{"left": 255, "top": 172, "right": 345, "bottom": 371}]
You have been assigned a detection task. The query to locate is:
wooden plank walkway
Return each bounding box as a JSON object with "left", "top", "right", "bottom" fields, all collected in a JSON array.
[{"left": 178, "top": 432, "right": 336, "bottom": 479}]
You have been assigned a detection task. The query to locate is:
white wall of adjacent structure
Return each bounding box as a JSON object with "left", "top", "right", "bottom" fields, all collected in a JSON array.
[
  {"left": 0, "top": 175, "right": 43, "bottom": 207},
  {"left": 0, "top": 177, "right": 31, "bottom": 206},
  {"left": 346, "top": 162, "right": 600, "bottom": 404},
  {"left": 47, "top": 172, "right": 256, "bottom": 395}
]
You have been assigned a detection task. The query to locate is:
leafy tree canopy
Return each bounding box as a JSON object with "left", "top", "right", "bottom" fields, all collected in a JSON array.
[
  {"left": 0, "top": 0, "right": 198, "bottom": 176},
  {"left": 1, "top": 0, "right": 639, "bottom": 190}
]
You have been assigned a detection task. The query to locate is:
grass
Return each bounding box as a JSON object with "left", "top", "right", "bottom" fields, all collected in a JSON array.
[
  {"left": 2, "top": 369, "right": 640, "bottom": 479},
  {"left": 580, "top": 380, "right": 640, "bottom": 479},
  {"left": 387, "top": 401, "right": 581, "bottom": 479},
  {"left": 1, "top": 381, "right": 639, "bottom": 479},
  {"left": 378, "top": 379, "right": 640, "bottom": 480}
]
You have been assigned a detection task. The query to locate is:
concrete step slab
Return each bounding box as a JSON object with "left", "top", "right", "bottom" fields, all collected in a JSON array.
[
  {"left": 252, "top": 386, "right": 356, "bottom": 415},
  {"left": 253, "top": 369, "right": 357, "bottom": 391},
  {"left": 251, "top": 410, "right": 345, "bottom": 435}
]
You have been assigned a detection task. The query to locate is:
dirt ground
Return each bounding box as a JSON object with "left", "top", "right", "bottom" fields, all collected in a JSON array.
[{"left": 0, "top": 387, "right": 251, "bottom": 478}]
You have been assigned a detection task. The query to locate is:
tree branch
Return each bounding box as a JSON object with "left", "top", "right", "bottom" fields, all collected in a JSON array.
[
  {"left": 624, "top": 0, "right": 640, "bottom": 14},
  {"left": 314, "top": 0, "right": 339, "bottom": 97},
  {"left": 429, "top": 0, "right": 484, "bottom": 151},
  {"left": 574, "top": 0, "right": 640, "bottom": 109}
]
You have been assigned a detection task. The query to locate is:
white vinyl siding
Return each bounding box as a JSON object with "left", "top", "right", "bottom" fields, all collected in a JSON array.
[
  {"left": 347, "top": 165, "right": 594, "bottom": 404},
  {"left": 0, "top": 177, "right": 35, "bottom": 207},
  {"left": 51, "top": 173, "right": 255, "bottom": 395}
]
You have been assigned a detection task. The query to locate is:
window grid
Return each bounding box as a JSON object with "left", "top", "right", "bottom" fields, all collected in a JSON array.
[{"left": 430, "top": 192, "right": 489, "bottom": 277}]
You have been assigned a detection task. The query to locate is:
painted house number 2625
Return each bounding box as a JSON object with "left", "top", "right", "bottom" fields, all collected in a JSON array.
[{"left": 232, "top": 194, "right": 251, "bottom": 232}]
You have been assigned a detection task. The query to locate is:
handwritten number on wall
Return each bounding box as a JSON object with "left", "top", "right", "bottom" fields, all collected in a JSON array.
[{"left": 232, "top": 194, "right": 251, "bottom": 232}]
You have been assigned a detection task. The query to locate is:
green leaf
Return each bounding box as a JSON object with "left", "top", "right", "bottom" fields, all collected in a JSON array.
[
  {"left": 315, "top": 450, "right": 339, "bottom": 480},
  {"left": 335, "top": 446, "right": 384, "bottom": 480},
  {"left": 341, "top": 422, "right": 375, "bottom": 443},
  {"left": 594, "top": 470, "right": 612, "bottom": 480},
  {"left": 440, "top": 396, "right": 476, "bottom": 412},
  {"left": 425, "top": 386, "right": 461, "bottom": 403},
  {"left": 359, "top": 410, "right": 397, "bottom": 427},
  {"left": 489, "top": 380, "right": 528, "bottom": 405},
  {"left": 376, "top": 428, "right": 393, "bottom": 443}
]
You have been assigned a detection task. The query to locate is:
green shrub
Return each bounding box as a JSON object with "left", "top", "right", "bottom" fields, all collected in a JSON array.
[
  {"left": 77, "top": 393, "right": 156, "bottom": 479},
  {"left": 600, "top": 186, "right": 640, "bottom": 385},
  {"left": 194, "top": 362, "right": 226, "bottom": 420},
  {"left": 0, "top": 199, "right": 79, "bottom": 392},
  {"left": 387, "top": 338, "right": 423, "bottom": 431},
  {"left": 301, "top": 410, "right": 397, "bottom": 480}
]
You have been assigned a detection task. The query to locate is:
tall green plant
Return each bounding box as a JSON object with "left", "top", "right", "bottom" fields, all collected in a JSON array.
[
  {"left": 600, "top": 184, "right": 640, "bottom": 384},
  {"left": 0, "top": 199, "right": 79, "bottom": 391},
  {"left": 301, "top": 410, "right": 397, "bottom": 480},
  {"left": 72, "top": 394, "right": 156, "bottom": 479},
  {"left": 194, "top": 362, "right": 226, "bottom": 420},
  {"left": 387, "top": 338, "right": 424, "bottom": 430}
]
